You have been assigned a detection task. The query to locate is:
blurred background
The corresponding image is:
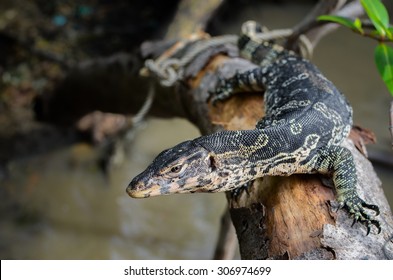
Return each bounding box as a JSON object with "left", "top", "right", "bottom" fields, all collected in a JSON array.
[{"left": 0, "top": 0, "right": 392, "bottom": 259}]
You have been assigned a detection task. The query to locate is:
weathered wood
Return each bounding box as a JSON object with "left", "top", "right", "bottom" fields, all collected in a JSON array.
[
  {"left": 233, "top": 175, "right": 335, "bottom": 259},
  {"left": 165, "top": 0, "right": 224, "bottom": 39}
]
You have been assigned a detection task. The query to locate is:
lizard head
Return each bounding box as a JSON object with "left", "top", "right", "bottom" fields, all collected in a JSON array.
[{"left": 126, "top": 139, "right": 222, "bottom": 198}]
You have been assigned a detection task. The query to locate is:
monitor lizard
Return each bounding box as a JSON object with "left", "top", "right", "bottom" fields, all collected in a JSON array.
[{"left": 127, "top": 21, "right": 380, "bottom": 235}]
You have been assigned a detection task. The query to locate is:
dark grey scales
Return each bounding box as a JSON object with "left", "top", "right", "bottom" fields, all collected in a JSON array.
[{"left": 127, "top": 21, "right": 381, "bottom": 235}]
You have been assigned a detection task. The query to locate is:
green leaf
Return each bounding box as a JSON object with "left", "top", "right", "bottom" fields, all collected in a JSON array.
[
  {"left": 317, "top": 15, "right": 360, "bottom": 31},
  {"left": 361, "top": 0, "right": 389, "bottom": 37},
  {"left": 353, "top": 18, "right": 364, "bottom": 34},
  {"left": 374, "top": 43, "right": 393, "bottom": 96},
  {"left": 386, "top": 28, "right": 393, "bottom": 40}
]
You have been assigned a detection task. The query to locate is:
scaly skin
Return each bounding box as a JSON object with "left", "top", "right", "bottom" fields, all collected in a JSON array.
[{"left": 127, "top": 21, "right": 380, "bottom": 234}]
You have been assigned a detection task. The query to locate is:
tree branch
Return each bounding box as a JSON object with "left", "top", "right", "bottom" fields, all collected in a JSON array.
[{"left": 164, "top": 0, "right": 224, "bottom": 39}]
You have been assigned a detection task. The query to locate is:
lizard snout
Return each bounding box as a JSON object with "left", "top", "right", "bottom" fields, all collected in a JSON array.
[{"left": 126, "top": 180, "right": 149, "bottom": 198}]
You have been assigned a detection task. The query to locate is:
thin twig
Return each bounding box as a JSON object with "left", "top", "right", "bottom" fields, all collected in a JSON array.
[
  {"left": 299, "top": 0, "right": 365, "bottom": 50},
  {"left": 286, "top": 0, "right": 347, "bottom": 50},
  {"left": 358, "top": 31, "right": 393, "bottom": 42}
]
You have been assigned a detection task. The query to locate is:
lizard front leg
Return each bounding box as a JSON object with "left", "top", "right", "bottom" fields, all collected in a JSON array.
[
  {"left": 313, "top": 145, "right": 381, "bottom": 234},
  {"left": 212, "top": 67, "right": 265, "bottom": 104}
]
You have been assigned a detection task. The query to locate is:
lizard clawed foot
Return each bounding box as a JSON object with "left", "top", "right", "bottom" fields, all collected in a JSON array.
[
  {"left": 209, "top": 77, "right": 236, "bottom": 105},
  {"left": 340, "top": 194, "right": 381, "bottom": 235}
]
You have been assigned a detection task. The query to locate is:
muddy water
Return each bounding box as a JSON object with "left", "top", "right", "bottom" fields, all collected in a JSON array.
[
  {"left": 1, "top": 118, "right": 227, "bottom": 259},
  {"left": 1, "top": 3, "right": 392, "bottom": 259}
]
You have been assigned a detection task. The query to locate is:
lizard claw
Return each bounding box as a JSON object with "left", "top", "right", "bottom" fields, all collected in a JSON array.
[
  {"left": 341, "top": 194, "right": 381, "bottom": 235},
  {"left": 361, "top": 201, "right": 380, "bottom": 216},
  {"left": 351, "top": 218, "right": 357, "bottom": 227},
  {"left": 357, "top": 218, "right": 381, "bottom": 235}
]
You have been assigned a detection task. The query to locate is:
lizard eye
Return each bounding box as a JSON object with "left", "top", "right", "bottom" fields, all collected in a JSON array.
[
  {"left": 170, "top": 165, "right": 182, "bottom": 173},
  {"left": 164, "top": 164, "right": 187, "bottom": 178}
]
